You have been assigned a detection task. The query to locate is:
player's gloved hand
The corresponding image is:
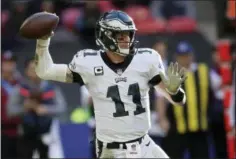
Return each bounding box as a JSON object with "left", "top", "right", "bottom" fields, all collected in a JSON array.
[
  {"left": 160, "top": 62, "right": 187, "bottom": 94},
  {"left": 37, "top": 31, "right": 54, "bottom": 47},
  {"left": 40, "top": 31, "right": 54, "bottom": 40}
]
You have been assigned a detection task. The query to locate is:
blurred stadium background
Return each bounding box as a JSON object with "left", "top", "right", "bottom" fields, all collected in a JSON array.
[{"left": 1, "top": 0, "right": 235, "bottom": 158}]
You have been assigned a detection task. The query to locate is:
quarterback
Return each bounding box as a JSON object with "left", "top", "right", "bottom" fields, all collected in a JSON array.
[{"left": 35, "top": 10, "right": 187, "bottom": 158}]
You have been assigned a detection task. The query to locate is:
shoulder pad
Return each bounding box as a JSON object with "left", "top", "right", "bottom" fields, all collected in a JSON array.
[
  {"left": 76, "top": 49, "right": 98, "bottom": 58},
  {"left": 136, "top": 48, "right": 156, "bottom": 54}
]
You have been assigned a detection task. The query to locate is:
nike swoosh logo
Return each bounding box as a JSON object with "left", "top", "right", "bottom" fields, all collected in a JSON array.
[{"left": 145, "top": 141, "right": 150, "bottom": 146}]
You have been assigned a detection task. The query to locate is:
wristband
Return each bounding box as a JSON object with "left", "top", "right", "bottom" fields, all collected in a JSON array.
[
  {"left": 37, "top": 38, "right": 51, "bottom": 48},
  {"left": 170, "top": 88, "right": 185, "bottom": 103}
]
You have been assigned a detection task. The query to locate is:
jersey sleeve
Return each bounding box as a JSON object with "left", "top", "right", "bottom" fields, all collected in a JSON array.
[
  {"left": 148, "top": 50, "right": 166, "bottom": 86},
  {"left": 68, "top": 50, "right": 86, "bottom": 85}
]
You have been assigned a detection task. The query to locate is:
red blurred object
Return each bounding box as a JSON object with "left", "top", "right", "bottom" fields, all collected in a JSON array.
[
  {"left": 136, "top": 18, "right": 166, "bottom": 34},
  {"left": 224, "top": 111, "right": 230, "bottom": 131},
  {"left": 1, "top": 10, "right": 10, "bottom": 30},
  {"left": 166, "top": 16, "right": 197, "bottom": 33},
  {"left": 98, "top": 1, "right": 117, "bottom": 13},
  {"left": 217, "top": 38, "right": 235, "bottom": 159},
  {"left": 217, "top": 40, "right": 232, "bottom": 62},
  {"left": 227, "top": 135, "right": 236, "bottom": 159},
  {"left": 61, "top": 8, "right": 81, "bottom": 31},
  {"left": 125, "top": 5, "right": 152, "bottom": 22},
  {"left": 223, "top": 88, "right": 233, "bottom": 109},
  {"left": 1, "top": 86, "right": 21, "bottom": 137},
  {"left": 125, "top": 5, "right": 166, "bottom": 34},
  {"left": 220, "top": 65, "right": 233, "bottom": 85},
  {"left": 223, "top": 87, "right": 235, "bottom": 159}
]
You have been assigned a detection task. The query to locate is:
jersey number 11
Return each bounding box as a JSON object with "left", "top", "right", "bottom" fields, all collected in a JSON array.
[{"left": 107, "top": 83, "right": 146, "bottom": 117}]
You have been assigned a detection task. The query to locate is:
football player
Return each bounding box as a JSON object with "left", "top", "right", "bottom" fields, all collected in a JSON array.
[{"left": 34, "top": 10, "right": 187, "bottom": 158}]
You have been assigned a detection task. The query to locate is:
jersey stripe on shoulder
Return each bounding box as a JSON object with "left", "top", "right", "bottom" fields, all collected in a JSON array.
[
  {"left": 76, "top": 49, "right": 99, "bottom": 58},
  {"left": 83, "top": 49, "right": 98, "bottom": 57},
  {"left": 136, "top": 48, "right": 154, "bottom": 54}
]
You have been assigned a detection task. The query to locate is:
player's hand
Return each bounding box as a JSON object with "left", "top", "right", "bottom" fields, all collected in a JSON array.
[
  {"left": 40, "top": 31, "right": 54, "bottom": 40},
  {"left": 160, "top": 62, "right": 187, "bottom": 94},
  {"left": 37, "top": 31, "right": 54, "bottom": 47}
]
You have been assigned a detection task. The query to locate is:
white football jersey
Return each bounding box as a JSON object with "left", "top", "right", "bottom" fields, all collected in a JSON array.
[{"left": 68, "top": 48, "right": 166, "bottom": 142}]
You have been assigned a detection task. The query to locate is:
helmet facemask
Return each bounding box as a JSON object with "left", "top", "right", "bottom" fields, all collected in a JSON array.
[
  {"left": 95, "top": 11, "right": 138, "bottom": 56},
  {"left": 105, "top": 29, "right": 136, "bottom": 56}
]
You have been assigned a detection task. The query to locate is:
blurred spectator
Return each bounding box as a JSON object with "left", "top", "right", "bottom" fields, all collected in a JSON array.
[
  {"left": 2, "top": 0, "right": 84, "bottom": 50},
  {"left": 26, "top": 0, "right": 62, "bottom": 20},
  {"left": 150, "top": 0, "right": 196, "bottom": 20},
  {"left": 45, "top": 0, "right": 85, "bottom": 29},
  {"left": 209, "top": 46, "right": 228, "bottom": 158},
  {"left": 153, "top": 40, "right": 168, "bottom": 67},
  {"left": 39, "top": 0, "right": 54, "bottom": 13},
  {"left": 1, "top": 87, "right": 21, "bottom": 159},
  {"left": 70, "top": 85, "right": 95, "bottom": 158},
  {"left": 228, "top": 43, "right": 236, "bottom": 140},
  {"left": 53, "top": 0, "right": 84, "bottom": 17},
  {"left": 161, "top": 41, "right": 222, "bottom": 158},
  {"left": 148, "top": 87, "right": 166, "bottom": 145},
  {"left": 1, "top": 51, "right": 22, "bottom": 158},
  {"left": 231, "top": 42, "right": 236, "bottom": 71},
  {"left": 211, "top": 46, "right": 221, "bottom": 74},
  {"left": 2, "top": 1, "right": 29, "bottom": 50},
  {"left": 74, "top": 1, "right": 101, "bottom": 44},
  {"left": 1, "top": 51, "right": 22, "bottom": 83},
  {"left": 79, "top": 86, "right": 96, "bottom": 158},
  {"left": 148, "top": 41, "right": 169, "bottom": 145},
  {"left": 228, "top": 69, "right": 235, "bottom": 137},
  {"left": 7, "top": 57, "right": 66, "bottom": 158},
  {"left": 61, "top": 7, "right": 82, "bottom": 32}
]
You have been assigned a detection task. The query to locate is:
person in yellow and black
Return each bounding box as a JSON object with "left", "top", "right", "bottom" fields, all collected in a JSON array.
[{"left": 160, "top": 41, "right": 223, "bottom": 158}]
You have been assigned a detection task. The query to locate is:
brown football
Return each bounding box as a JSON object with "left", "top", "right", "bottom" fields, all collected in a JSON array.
[{"left": 19, "top": 12, "right": 59, "bottom": 39}]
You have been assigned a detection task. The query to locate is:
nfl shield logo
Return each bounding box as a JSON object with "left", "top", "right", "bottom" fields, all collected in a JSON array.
[
  {"left": 131, "top": 144, "right": 136, "bottom": 151},
  {"left": 116, "top": 69, "right": 123, "bottom": 76}
]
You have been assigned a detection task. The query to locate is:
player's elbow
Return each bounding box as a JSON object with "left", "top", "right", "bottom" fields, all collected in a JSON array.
[
  {"left": 35, "top": 63, "right": 56, "bottom": 80},
  {"left": 36, "top": 72, "right": 49, "bottom": 80},
  {"left": 35, "top": 64, "right": 68, "bottom": 82}
]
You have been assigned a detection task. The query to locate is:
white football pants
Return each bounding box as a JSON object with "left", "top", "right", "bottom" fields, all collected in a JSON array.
[{"left": 96, "top": 134, "right": 169, "bottom": 158}]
